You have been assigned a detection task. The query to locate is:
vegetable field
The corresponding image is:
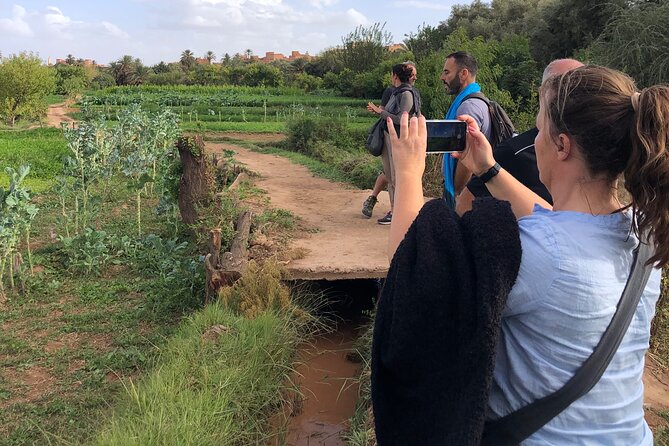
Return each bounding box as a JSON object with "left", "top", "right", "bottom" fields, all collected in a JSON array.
[{"left": 80, "top": 85, "right": 376, "bottom": 132}]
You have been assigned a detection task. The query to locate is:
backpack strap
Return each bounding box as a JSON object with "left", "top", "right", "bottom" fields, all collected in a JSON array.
[
  {"left": 481, "top": 238, "right": 655, "bottom": 446},
  {"left": 463, "top": 92, "right": 490, "bottom": 105},
  {"left": 393, "top": 85, "right": 421, "bottom": 116}
]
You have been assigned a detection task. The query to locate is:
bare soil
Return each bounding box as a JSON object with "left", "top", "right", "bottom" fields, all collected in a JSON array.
[
  {"left": 208, "top": 142, "right": 391, "bottom": 280},
  {"left": 46, "top": 103, "right": 76, "bottom": 128}
]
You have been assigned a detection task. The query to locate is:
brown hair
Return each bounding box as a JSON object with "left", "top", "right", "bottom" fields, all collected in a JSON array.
[{"left": 541, "top": 65, "right": 669, "bottom": 267}]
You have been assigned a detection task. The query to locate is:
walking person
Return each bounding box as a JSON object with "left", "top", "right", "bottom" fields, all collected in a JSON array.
[
  {"left": 367, "top": 62, "right": 421, "bottom": 224},
  {"left": 439, "top": 51, "right": 492, "bottom": 209}
]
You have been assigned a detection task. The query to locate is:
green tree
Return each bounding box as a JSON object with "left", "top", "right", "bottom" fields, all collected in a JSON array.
[
  {"left": 0, "top": 53, "right": 55, "bottom": 126},
  {"left": 205, "top": 51, "right": 216, "bottom": 64},
  {"left": 242, "top": 63, "right": 282, "bottom": 87},
  {"left": 180, "top": 49, "right": 195, "bottom": 71},
  {"left": 109, "top": 55, "right": 145, "bottom": 86},
  {"left": 588, "top": 1, "right": 669, "bottom": 87},
  {"left": 341, "top": 22, "right": 392, "bottom": 72},
  {"left": 530, "top": 0, "right": 629, "bottom": 65},
  {"left": 305, "top": 47, "right": 344, "bottom": 77},
  {"left": 54, "top": 63, "right": 89, "bottom": 97}
]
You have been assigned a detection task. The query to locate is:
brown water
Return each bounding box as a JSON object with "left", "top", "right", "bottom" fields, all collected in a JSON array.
[{"left": 285, "top": 326, "right": 360, "bottom": 446}]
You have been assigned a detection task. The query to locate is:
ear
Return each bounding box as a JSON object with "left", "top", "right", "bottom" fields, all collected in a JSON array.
[
  {"left": 460, "top": 68, "right": 469, "bottom": 82},
  {"left": 556, "top": 133, "right": 572, "bottom": 161}
]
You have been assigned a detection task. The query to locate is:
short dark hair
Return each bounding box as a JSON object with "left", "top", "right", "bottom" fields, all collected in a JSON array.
[
  {"left": 445, "top": 51, "right": 478, "bottom": 77},
  {"left": 392, "top": 63, "right": 413, "bottom": 83}
]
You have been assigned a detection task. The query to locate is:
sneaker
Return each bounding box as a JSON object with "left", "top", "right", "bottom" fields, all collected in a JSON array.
[
  {"left": 377, "top": 211, "right": 392, "bottom": 225},
  {"left": 362, "top": 195, "right": 378, "bottom": 218}
]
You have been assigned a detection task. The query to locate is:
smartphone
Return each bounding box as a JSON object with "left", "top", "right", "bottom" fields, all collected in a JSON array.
[{"left": 426, "top": 119, "right": 467, "bottom": 153}]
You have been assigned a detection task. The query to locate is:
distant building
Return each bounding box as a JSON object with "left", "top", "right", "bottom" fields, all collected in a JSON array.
[
  {"left": 386, "top": 43, "right": 408, "bottom": 53},
  {"left": 256, "top": 50, "right": 313, "bottom": 64}
]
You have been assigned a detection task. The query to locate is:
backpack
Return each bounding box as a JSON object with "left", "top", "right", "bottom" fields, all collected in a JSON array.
[
  {"left": 387, "top": 85, "right": 422, "bottom": 136},
  {"left": 464, "top": 92, "right": 516, "bottom": 148},
  {"left": 365, "top": 118, "right": 385, "bottom": 157}
]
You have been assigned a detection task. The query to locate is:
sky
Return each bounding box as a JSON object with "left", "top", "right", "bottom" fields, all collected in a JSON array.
[{"left": 0, "top": 0, "right": 462, "bottom": 65}]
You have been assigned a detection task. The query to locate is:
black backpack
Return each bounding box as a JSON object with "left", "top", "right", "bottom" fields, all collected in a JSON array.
[{"left": 464, "top": 92, "right": 515, "bottom": 148}]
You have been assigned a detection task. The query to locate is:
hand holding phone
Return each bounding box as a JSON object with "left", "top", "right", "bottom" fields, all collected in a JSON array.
[{"left": 426, "top": 120, "right": 467, "bottom": 153}]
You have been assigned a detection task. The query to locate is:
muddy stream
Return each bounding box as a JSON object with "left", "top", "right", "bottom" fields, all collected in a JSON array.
[
  {"left": 282, "top": 280, "right": 376, "bottom": 446},
  {"left": 286, "top": 326, "right": 360, "bottom": 445}
]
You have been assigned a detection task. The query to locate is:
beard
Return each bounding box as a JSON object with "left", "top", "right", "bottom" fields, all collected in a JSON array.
[{"left": 445, "top": 75, "right": 462, "bottom": 95}]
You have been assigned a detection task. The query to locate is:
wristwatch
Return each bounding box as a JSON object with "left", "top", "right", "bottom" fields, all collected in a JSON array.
[{"left": 478, "top": 162, "right": 501, "bottom": 183}]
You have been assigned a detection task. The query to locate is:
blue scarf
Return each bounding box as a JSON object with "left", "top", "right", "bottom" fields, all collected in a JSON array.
[{"left": 442, "top": 82, "right": 481, "bottom": 208}]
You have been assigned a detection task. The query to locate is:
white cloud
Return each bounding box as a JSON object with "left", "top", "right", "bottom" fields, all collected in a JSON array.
[
  {"left": 345, "top": 8, "right": 368, "bottom": 25},
  {"left": 0, "top": 5, "right": 33, "bottom": 37},
  {"left": 391, "top": 1, "right": 452, "bottom": 10},
  {"left": 305, "top": 0, "right": 339, "bottom": 8},
  {"left": 102, "top": 21, "right": 129, "bottom": 39}
]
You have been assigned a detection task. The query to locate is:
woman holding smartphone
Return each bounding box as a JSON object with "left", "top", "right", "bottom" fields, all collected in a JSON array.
[{"left": 385, "top": 65, "right": 668, "bottom": 444}]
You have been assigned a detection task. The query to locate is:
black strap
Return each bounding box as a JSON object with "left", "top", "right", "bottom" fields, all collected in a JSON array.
[{"left": 481, "top": 238, "right": 654, "bottom": 446}]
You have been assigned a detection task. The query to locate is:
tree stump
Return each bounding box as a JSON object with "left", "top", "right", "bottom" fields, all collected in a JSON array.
[
  {"left": 176, "top": 135, "right": 213, "bottom": 225},
  {"left": 204, "top": 211, "right": 253, "bottom": 303}
]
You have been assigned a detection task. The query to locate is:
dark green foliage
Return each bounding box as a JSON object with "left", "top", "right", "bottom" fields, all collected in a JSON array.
[
  {"left": 588, "top": 0, "right": 669, "bottom": 88},
  {"left": 54, "top": 64, "right": 89, "bottom": 97}
]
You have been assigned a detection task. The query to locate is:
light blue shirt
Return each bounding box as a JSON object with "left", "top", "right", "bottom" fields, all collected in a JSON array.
[{"left": 488, "top": 206, "right": 661, "bottom": 445}]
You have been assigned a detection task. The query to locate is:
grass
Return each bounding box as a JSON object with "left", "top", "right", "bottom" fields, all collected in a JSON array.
[
  {"left": 94, "top": 304, "right": 300, "bottom": 445},
  {"left": 94, "top": 261, "right": 318, "bottom": 445},
  {"left": 0, "top": 128, "right": 68, "bottom": 191}
]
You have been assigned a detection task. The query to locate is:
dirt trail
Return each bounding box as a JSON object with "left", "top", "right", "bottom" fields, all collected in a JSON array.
[
  {"left": 46, "top": 103, "right": 76, "bottom": 128},
  {"left": 208, "top": 142, "right": 391, "bottom": 280}
]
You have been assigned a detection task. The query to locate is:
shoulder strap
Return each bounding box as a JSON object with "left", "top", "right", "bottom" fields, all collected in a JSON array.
[
  {"left": 463, "top": 92, "right": 489, "bottom": 105},
  {"left": 393, "top": 85, "right": 420, "bottom": 116},
  {"left": 481, "top": 238, "right": 655, "bottom": 446}
]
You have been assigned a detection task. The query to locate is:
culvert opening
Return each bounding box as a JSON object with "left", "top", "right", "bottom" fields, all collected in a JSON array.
[{"left": 284, "top": 278, "right": 379, "bottom": 445}]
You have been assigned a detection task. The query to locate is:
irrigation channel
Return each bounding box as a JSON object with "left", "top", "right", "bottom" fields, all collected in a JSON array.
[
  {"left": 206, "top": 138, "right": 392, "bottom": 443},
  {"left": 284, "top": 279, "right": 377, "bottom": 446}
]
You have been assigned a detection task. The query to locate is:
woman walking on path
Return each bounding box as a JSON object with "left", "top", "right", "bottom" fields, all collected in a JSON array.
[{"left": 367, "top": 62, "right": 420, "bottom": 225}]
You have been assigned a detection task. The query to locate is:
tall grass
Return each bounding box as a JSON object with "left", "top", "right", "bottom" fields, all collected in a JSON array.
[{"left": 95, "top": 262, "right": 319, "bottom": 445}]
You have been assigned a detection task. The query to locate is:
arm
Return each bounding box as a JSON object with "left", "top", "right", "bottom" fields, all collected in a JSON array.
[
  {"left": 453, "top": 162, "right": 471, "bottom": 195},
  {"left": 455, "top": 186, "right": 475, "bottom": 216},
  {"left": 453, "top": 115, "right": 551, "bottom": 219},
  {"left": 380, "top": 91, "right": 413, "bottom": 126},
  {"left": 386, "top": 113, "right": 427, "bottom": 260}
]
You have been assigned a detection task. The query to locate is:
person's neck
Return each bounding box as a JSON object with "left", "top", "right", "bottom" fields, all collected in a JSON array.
[{"left": 550, "top": 176, "right": 621, "bottom": 215}]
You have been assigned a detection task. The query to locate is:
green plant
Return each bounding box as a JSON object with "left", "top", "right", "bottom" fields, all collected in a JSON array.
[{"left": 0, "top": 165, "right": 39, "bottom": 297}]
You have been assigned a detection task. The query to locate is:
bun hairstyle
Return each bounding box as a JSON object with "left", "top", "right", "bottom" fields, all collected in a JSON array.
[
  {"left": 541, "top": 65, "right": 669, "bottom": 267},
  {"left": 392, "top": 63, "right": 414, "bottom": 83}
]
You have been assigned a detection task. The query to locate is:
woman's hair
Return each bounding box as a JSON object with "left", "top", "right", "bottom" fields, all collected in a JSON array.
[
  {"left": 392, "top": 63, "right": 413, "bottom": 83},
  {"left": 541, "top": 65, "right": 669, "bottom": 267}
]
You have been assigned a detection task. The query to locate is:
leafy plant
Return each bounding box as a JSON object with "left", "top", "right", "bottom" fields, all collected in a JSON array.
[{"left": 0, "top": 165, "right": 39, "bottom": 297}]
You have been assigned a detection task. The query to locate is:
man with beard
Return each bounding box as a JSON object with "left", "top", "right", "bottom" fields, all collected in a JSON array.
[{"left": 440, "top": 51, "right": 492, "bottom": 209}]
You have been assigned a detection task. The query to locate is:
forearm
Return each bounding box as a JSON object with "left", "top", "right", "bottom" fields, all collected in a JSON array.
[
  {"left": 453, "top": 162, "right": 472, "bottom": 195},
  {"left": 484, "top": 168, "right": 551, "bottom": 218},
  {"left": 388, "top": 176, "right": 424, "bottom": 260}
]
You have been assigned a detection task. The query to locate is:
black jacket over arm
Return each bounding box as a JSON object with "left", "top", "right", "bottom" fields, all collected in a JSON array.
[{"left": 371, "top": 198, "right": 522, "bottom": 445}]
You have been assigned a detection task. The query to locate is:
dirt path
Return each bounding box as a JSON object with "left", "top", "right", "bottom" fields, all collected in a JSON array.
[
  {"left": 46, "top": 103, "right": 76, "bottom": 128},
  {"left": 208, "top": 142, "right": 391, "bottom": 280}
]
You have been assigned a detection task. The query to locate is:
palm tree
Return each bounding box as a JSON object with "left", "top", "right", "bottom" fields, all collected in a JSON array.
[
  {"left": 205, "top": 51, "right": 216, "bottom": 64},
  {"left": 65, "top": 54, "right": 76, "bottom": 65},
  {"left": 180, "top": 49, "right": 195, "bottom": 71},
  {"left": 244, "top": 49, "right": 253, "bottom": 59},
  {"left": 110, "top": 55, "right": 136, "bottom": 85}
]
